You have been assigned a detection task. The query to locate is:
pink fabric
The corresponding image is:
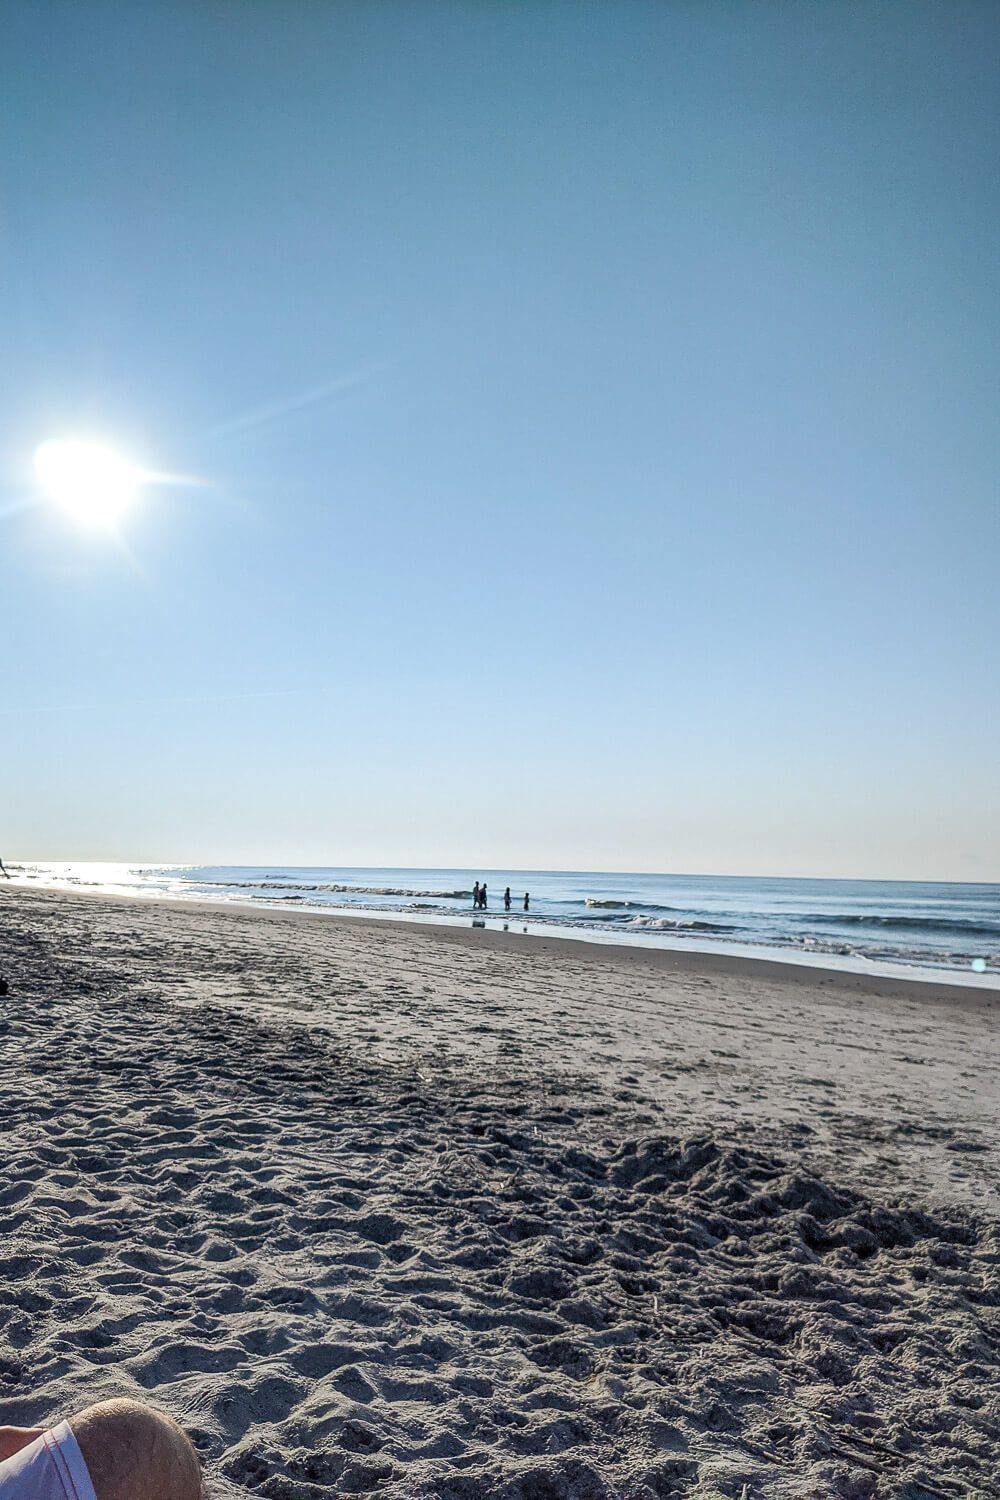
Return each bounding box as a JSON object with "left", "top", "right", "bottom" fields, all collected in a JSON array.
[{"left": 0, "top": 1422, "right": 97, "bottom": 1500}]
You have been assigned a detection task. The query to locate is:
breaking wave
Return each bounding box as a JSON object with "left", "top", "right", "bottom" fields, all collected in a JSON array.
[
  {"left": 627, "top": 915, "right": 737, "bottom": 933},
  {"left": 801, "top": 912, "right": 1000, "bottom": 939},
  {"left": 194, "top": 879, "right": 473, "bottom": 899}
]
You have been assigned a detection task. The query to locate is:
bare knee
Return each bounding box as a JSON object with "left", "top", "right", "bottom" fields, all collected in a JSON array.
[{"left": 69, "top": 1399, "right": 201, "bottom": 1500}]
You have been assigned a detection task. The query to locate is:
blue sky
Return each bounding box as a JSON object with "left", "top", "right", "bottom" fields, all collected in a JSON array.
[{"left": 2, "top": 1, "right": 997, "bottom": 878}]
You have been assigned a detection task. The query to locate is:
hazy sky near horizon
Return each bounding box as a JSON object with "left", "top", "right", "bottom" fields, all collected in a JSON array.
[{"left": 2, "top": 1, "right": 998, "bottom": 879}]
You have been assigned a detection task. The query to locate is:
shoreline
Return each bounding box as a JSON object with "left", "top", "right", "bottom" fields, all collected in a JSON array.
[{"left": 5, "top": 879, "right": 999, "bottom": 1003}]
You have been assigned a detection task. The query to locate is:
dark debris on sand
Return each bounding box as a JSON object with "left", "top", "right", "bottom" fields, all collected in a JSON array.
[{"left": 0, "top": 913, "right": 998, "bottom": 1499}]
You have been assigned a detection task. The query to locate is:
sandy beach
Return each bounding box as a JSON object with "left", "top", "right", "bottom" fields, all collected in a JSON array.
[{"left": 1, "top": 886, "right": 998, "bottom": 1498}]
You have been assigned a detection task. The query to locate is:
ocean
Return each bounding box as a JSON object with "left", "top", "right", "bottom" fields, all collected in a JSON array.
[{"left": 8, "top": 862, "right": 998, "bottom": 983}]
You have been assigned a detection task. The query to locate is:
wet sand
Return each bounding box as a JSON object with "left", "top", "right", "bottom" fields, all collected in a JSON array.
[{"left": 0, "top": 886, "right": 997, "bottom": 1498}]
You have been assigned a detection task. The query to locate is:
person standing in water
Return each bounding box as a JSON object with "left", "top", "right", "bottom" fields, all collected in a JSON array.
[
  {"left": 479, "top": 883, "right": 488, "bottom": 909},
  {"left": 523, "top": 892, "right": 530, "bottom": 912},
  {"left": 0, "top": 857, "right": 9, "bottom": 879},
  {"left": 504, "top": 886, "right": 511, "bottom": 912},
  {"left": 472, "top": 881, "right": 480, "bottom": 910}
]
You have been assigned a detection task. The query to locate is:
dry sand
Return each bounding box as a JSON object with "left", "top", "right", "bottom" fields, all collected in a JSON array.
[{"left": 0, "top": 886, "right": 998, "bottom": 1498}]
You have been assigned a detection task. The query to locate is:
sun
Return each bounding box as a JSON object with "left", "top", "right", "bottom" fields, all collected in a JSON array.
[{"left": 34, "top": 438, "right": 141, "bottom": 528}]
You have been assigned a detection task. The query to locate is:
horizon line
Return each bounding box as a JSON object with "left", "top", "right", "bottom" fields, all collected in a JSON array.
[{"left": 7, "top": 857, "right": 997, "bottom": 887}]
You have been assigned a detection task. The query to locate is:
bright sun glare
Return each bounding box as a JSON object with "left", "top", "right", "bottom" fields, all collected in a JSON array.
[{"left": 34, "top": 438, "right": 140, "bottom": 528}]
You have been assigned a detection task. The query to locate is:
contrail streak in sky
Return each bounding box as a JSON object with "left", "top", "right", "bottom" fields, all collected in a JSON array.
[
  {"left": 14, "top": 684, "right": 335, "bottom": 718},
  {"left": 209, "top": 362, "right": 388, "bottom": 440}
]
